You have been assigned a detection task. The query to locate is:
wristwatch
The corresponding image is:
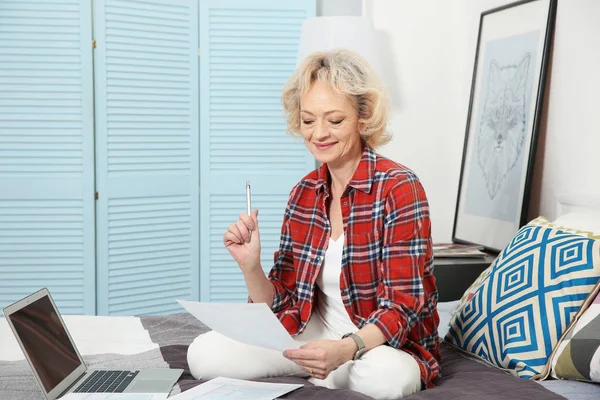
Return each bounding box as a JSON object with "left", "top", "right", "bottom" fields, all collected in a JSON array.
[{"left": 342, "top": 332, "right": 366, "bottom": 360}]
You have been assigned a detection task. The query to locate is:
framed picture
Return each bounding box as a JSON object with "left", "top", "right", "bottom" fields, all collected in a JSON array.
[{"left": 453, "top": 0, "right": 557, "bottom": 253}]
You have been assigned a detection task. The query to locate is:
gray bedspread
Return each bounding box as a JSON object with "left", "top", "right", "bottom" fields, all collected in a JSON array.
[
  {"left": 141, "top": 314, "right": 569, "bottom": 400},
  {"left": 0, "top": 313, "right": 574, "bottom": 400}
]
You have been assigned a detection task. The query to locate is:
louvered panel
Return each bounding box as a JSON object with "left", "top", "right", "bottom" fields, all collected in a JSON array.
[
  {"left": 0, "top": 0, "right": 95, "bottom": 314},
  {"left": 105, "top": 196, "right": 194, "bottom": 317},
  {"left": 207, "top": 193, "right": 288, "bottom": 302},
  {"left": 200, "top": 0, "right": 315, "bottom": 302},
  {"left": 104, "top": 0, "right": 191, "bottom": 176},
  {"left": 0, "top": 199, "right": 85, "bottom": 314},
  {"left": 95, "top": 0, "right": 199, "bottom": 315},
  {"left": 206, "top": 3, "right": 312, "bottom": 173},
  {"left": 0, "top": 0, "right": 84, "bottom": 177}
]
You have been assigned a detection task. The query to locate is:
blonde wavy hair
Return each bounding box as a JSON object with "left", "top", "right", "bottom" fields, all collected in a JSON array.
[{"left": 281, "top": 48, "right": 391, "bottom": 148}]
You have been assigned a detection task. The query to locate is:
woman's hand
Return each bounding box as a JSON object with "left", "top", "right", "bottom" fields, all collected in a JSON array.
[
  {"left": 223, "top": 210, "right": 261, "bottom": 273},
  {"left": 283, "top": 338, "right": 357, "bottom": 380}
]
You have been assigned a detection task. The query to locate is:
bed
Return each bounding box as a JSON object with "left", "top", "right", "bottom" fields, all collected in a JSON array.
[
  {"left": 2, "top": 193, "right": 600, "bottom": 400},
  {"left": 1, "top": 306, "right": 591, "bottom": 400}
]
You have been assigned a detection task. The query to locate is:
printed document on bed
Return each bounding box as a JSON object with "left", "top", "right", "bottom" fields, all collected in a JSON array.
[
  {"left": 169, "top": 377, "right": 303, "bottom": 400},
  {"left": 177, "top": 300, "right": 298, "bottom": 352}
]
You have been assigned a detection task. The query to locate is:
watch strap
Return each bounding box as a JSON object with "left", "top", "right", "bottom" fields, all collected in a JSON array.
[{"left": 342, "top": 332, "right": 366, "bottom": 360}]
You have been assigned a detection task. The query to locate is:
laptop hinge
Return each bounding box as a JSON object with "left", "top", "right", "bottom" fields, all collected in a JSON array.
[{"left": 57, "top": 371, "right": 87, "bottom": 399}]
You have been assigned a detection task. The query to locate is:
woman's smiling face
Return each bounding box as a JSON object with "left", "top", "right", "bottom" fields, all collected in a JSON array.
[{"left": 299, "top": 81, "right": 363, "bottom": 167}]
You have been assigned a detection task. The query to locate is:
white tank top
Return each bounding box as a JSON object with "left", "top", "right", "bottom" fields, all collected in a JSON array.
[{"left": 315, "top": 233, "right": 358, "bottom": 336}]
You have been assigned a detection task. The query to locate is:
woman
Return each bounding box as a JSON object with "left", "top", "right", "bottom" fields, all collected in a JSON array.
[{"left": 188, "top": 49, "right": 440, "bottom": 399}]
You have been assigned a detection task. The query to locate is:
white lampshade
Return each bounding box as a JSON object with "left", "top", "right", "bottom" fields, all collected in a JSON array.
[{"left": 296, "top": 16, "right": 382, "bottom": 78}]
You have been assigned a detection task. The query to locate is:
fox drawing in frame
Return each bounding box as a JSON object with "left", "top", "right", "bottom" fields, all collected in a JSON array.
[{"left": 477, "top": 53, "right": 531, "bottom": 200}]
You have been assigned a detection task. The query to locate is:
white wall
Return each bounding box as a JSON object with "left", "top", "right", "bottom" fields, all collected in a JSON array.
[
  {"left": 364, "top": 1, "right": 468, "bottom": 242},
  {"left": 317, "top": 0, "right": 362, "bottom": 16},
  {"left": 529, "top": 0, "right": 600, "bottom": 219},
  {"left": 365, "top": 0, "right": 600, "bottom": 243}
]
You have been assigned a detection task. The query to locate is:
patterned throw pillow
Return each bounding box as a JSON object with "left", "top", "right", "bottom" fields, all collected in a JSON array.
[
  {"left": 550, "top": 282, "right": 600, "bottom": 382},
  {"left": 444, "top": 219, "right": 600, "bottom": 379},
  {"left": 449, "top": 256, "right": 497, "bottom": 319},
  {"left": 529, "top": 216, "right": 600, "bottom": 239},
  {"left": 447, "top": 216, "right": 600, "bottom": 323}
]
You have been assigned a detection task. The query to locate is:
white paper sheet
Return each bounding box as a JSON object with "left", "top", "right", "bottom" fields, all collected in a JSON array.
[
  {"left": 61, "top": 394, "right": 166, "bottom": 400},
  {"left": 176, "top": 300, "right": 298, "bottom": 352},
  {"left": 169, "top": 377, "right": 303, "bottom": 400}
]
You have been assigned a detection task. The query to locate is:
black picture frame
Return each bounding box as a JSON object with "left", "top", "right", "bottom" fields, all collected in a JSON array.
[{"left": 453, "top": 0, "right": 557, "bottom": 253}]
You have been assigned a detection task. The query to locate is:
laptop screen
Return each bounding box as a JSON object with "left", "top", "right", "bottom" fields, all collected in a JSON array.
[{"left": 8, "top": 295, "right": 82, "bottom": 393}]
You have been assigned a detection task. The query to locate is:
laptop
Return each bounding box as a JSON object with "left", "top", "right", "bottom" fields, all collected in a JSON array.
[{"left": 3, "top": 288, "right": 183, "bottom": 399}]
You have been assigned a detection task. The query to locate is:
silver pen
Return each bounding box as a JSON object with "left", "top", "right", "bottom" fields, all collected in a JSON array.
[
  {"left": 246, "top": 180, "right": 251, "bottom": 215},
  {"left": 246, "top": 181, "right": 252, "bottom": 241}
]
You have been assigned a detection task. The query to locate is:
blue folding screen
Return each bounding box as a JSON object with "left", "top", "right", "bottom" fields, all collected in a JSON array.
[
  {"left": 0, "top": 0, "right": 96, "bottom": 314},
  {"left": 93, "top": 0, "right": 200, "bottom": 315},
  {"left": 0, "top": 0, "right": 315, "bottom": 314},
  {"left": 199, "top": 0, "right": 316, "bottom": 302}
]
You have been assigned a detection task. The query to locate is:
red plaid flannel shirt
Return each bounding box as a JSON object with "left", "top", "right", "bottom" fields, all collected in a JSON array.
[{"left": 266, "top": 147, "right": 440, "bottom": 387}]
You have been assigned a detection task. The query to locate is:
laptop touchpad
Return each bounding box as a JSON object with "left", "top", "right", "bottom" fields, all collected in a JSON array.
[{"left": 128, "top": 380, "right": 171, "bottom": 393}]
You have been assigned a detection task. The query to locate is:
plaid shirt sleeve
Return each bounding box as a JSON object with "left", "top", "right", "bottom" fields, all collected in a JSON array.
[
  {"left": 365, "top": 176, "right": 431, "bottom": 349},
  {"left": 265, "top": 189, "right": 298, "bottom": 313}
]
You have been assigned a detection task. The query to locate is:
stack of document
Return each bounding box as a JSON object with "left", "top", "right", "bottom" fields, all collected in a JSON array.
[
  {"left": 170, "top": 377, "right": 303, "bottom": 400},
  {"left": 433, "top": 243, "right": 488, "bottom": 258}
]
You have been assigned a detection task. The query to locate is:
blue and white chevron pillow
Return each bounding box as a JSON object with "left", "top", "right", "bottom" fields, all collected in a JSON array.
[{"left": 444, "top": 221, "right": 600, "bottom": 379}]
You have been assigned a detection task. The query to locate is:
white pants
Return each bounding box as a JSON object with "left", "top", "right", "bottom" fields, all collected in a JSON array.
[{"left": 187, "top": 313, "right": 422, "bottom": 400}]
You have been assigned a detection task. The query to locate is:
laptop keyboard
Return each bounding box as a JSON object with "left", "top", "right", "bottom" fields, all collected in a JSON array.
[{"left": 74, "top": 370, "right": 140, "bottom": 393}]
